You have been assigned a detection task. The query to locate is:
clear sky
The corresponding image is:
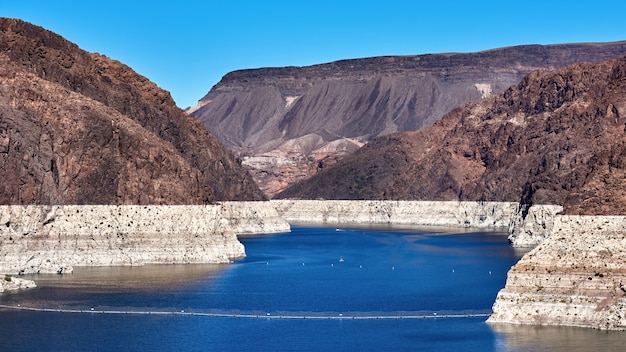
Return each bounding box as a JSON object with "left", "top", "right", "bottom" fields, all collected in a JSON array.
[{"left": 3, "top": 1, "right": 625, "bottom": 109}]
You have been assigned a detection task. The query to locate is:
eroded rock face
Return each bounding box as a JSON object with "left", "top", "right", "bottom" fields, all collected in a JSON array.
[
  {"left": 0, "top": 203, "right": 290, "bottom": 275},
  {"left": 489, "top": 216, "right": 626, "bottom": 330},
  {"left": 271, "top": 199, "right": 519, "bottom": 228},
  {"left": 191, "top": 42, "right": 626, "bottom": 197},
  {"left": 278, "top": 56, "right": 626, "bottom": 216},
  {"left": 0, "top": 18, "right": 265, "bottom": 205}
]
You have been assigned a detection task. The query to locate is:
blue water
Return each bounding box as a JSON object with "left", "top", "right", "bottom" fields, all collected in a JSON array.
[{"left": 1, "top": 226, "right": 624, "bottom": 351}]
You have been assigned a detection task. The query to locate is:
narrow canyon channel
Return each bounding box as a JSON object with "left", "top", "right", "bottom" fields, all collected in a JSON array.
[{"left": 1, "top": 226, "right": 624, "bottom": 351}]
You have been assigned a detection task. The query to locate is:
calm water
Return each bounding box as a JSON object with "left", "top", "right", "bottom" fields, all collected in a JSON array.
[{"left": 0, "top": 225, "right": 624, "bottom": 351}]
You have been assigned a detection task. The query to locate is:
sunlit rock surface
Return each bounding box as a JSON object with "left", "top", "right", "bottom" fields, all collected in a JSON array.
[{"left": 489, "top": 216, "right": 626, "bottom": 330}]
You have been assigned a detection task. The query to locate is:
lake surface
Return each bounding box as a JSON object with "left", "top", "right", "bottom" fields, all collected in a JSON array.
[{"left": 1, "top": 225, "right": 624, "bottom": 351}]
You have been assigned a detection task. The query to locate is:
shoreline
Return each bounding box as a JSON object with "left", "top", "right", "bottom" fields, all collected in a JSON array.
[
  {"left": 0, "top": 202, "right": 290, "bottom": 276},
  {"left": 3, "top": 200, "right": 626, "bottom": 330}
]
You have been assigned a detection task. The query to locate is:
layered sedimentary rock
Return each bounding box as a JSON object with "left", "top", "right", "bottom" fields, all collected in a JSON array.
[
  {"left": 273, "top": 200, "right": 518, "bottom": 228},
  {"left": 278, "top": 56, "right": 626, "bottom": 217},
  {"left": 191, "top": 42, "right": 626, "bottom": 197},
  {"left": 0, "top": 202, "right": 289, "bottom": 275},
  {"left": 489, "top": 216, "right": 626, "bottom": 330},
  {"left": 272, "top": 200, "right": 561, "bottom": 246},
  {"left": 219, "top": 201, "right": 291, "bottom": 235},
  {"left": 507, "top": 203, "right": 564, "bottom": 247},
  {"left": 0, "top": 18, "right": 265, "bottom": 204}
]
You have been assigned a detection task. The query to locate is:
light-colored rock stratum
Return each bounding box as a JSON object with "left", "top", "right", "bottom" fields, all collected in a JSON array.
[
  {"left": 5, "top": 198, "right": 626, "bottom": 331},
  {"left": 271, "top": 200, "right": 561, "bottom": 243},
  {"left": 489, "top": 215, "right": 626, "bottom": 330},
  {"left": 0, "top": 202, "right": 289, "bottom": 276},
  {"left": 275, "top": 200, "right": 626, "bottom": 330},
  {"left": 0, "top": 275, "right": 36, "bottom": 293}
]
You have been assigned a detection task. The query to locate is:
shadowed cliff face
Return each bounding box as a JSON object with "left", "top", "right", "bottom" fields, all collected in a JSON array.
[
  {"left": 190, "top": 42, "right": 626, "bottom": 197},
  {"left": 277, "top": 56, "right": 626, "bottom": 216},
  {"left": 0, "top": 18, "right": 265, "bottom": 204}
]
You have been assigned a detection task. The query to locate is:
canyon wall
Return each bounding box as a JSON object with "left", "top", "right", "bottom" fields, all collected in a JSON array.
[
  {"left": 506, "top": 204, "right": 564, "bottom": 247},
  {"left": 489, "top": 215, "right": 626, "bottom": 330},
  {"left": 272, "top": 200, "right": 518, "bottom": 228},
  {"left": 0, "top": 18, "right": 265, "bottom": 205},
  {"left": 0, "top": 202, "right": 289, "bottom": 275},
  {"left": 192, "top": 42, "right": 626, "bottom": 197},
  {"left": 219, "top": 201, "right": 291, "bottom": 235},
  {"left": 271, "top": 200, "right": 560, "bottom": 244}
]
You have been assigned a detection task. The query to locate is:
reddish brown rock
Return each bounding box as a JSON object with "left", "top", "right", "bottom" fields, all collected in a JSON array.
[
  {"left": 277, "top": 56, "right": 626, "bottom": 215},
  {"left": 191, "top": 41, "right": 626, "bottom": 197},
  {"left": 0, "top": 18, "right": 265, "bottom": 204}
]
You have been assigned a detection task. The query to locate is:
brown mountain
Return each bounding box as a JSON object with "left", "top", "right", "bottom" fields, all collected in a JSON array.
[
  {"left": 277, "top": 55, "right": 626, "bottom": 215},
  {"left": 190, "top": 42, "right": 626, "bottom": 197},
  {"left": 0, "top": 18, "right": 265, "bottom": 205}
]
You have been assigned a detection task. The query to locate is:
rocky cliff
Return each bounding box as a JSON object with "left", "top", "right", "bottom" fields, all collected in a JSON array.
[
  {"left": 273, "top": 199, "right": 518, "bottom": 228},
  {"left": 191, "top": 42, "right": 626, "bottom": 197},
  {"left": 272, "top": 200, "right": 561, "bottom": 247},
  {"left": 278, "top": 55, "right": 626, "bottom": 216},
  {"left": 0, "top": 202, "right": 289, "bottom": 275},
  {"left": 0, "top": 18, "right": 265, "bottom": 204},
  {"left": 489, "top": 215, "right": 626, "bottom": 330}
]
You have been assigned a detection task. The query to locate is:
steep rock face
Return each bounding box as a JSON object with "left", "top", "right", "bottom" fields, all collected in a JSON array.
[
  {"left": 0, "top": 205, "right": 244, "bottom": 274},
  {"left": 272, "top": 200, "right": 562, "bottom": 247},
  {"left": 278, "top": 56, "right": 626, "bottom": 216},
  {"left": 0, "top": 203, "right": 290, "bottom": 275},
  {"left": 489, "top": 216, "right": 626, "bottom": 330},
  {"left": 191, "top": 42, "right": 626, "bottom": 197},
  {"left": 0, "top": 18, "right": 265, "bottom": 204}
]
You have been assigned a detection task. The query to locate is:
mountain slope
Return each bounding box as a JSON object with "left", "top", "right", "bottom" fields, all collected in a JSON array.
[
  {"left": 0, "top": 18, "right": 265, "bottom": 204},
  {"left": 277, "top": 55, "right": 626, "bottom": 215},
  {"left": 191, "top": 42, "right": 626, "bottom": 197}
]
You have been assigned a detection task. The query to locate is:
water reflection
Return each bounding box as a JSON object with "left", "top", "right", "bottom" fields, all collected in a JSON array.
[
  {"left": 491, "top": 322, "right": 626, "bottom": 352},
  {"left": 0, "top": 264, "right": 229, "bottom": 311},
  {"left": 21, "top": 264, "right": 229, "bottom": 291}
]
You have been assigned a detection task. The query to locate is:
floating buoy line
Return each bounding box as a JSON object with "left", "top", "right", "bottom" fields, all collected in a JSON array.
[{"left": 0, "top": 304, "right": 491, "bottom": 320}]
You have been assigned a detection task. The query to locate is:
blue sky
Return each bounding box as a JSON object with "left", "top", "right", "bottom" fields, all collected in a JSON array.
[{"left": 3, "top": 1, "right": 625, "bottom": 108}]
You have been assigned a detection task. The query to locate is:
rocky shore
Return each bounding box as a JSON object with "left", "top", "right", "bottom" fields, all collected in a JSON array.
[
  {"left": 3, "top": 199, "right": 626, "bottom": 331},
  {"left": 0, "top": 202, "right": 289, "bottom": 277},
  {"left": 271, "top": 200, "right": 561, "bottom": 247},
  {"left": 0, "top": 275, "right": 36, "bottom": 293},
  {"left": 274, "top": 200, "right": 626, "bottom": 330},
  {"left": 488, "top": 215, "right": 626, "bottom": 330}
]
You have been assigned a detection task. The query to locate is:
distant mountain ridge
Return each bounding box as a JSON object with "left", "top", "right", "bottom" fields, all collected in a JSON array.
[
  {"left": 0, "top": 18, "right": 265, "bottom": 204},
  {"left": 277, "top": 54, "right": 626, "bottom": 215},
  {"left": 190, "top": 41, "right": 626, "bottom": 197}
]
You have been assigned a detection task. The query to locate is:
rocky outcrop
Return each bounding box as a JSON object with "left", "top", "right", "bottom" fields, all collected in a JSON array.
[
  {"left": 507, "top": 204, "right": 564, "bottom": 247},
  {"left": 272, "top": 200, "right": 559, "bottom": 245},
  {"left": 219, "top": 201, "right": 291, "bottom": 235},
  {"left": 191, "top": 42, "right": 626, "bottom": 197},
  {"left": 0, "top": 18, "right": 265, "bottom": 204},
  {"left": 0, "top": 275, "right": 36, "bottom": 293},
  {"left": 272, "top": 200, "right": 518, "bottom": 228},
  {"left": 489, "top": 216, "right": 626, "bottom": 330},
  {"left": 0, "top": 203, "right": 290, "bottom": 275},
  {"left": 278, "top": 56, "right": 626, "bottom": 216}
]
